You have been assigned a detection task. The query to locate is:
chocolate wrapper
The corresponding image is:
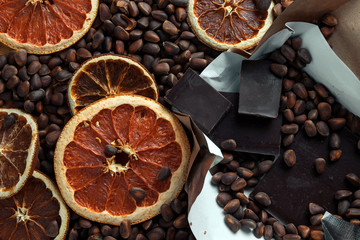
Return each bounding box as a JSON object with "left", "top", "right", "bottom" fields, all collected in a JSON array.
[
  {"left": 322, "top": 212, "right": 360, "bottom": 240},
  {"left": 174, "top": 112, "right": 223, "bottom": 211},
  {"left": 188, "top": 1, "right": 360, "bottom": 240},
  {"left": 201, "top": 21, "right": 360, "bottom": 119}
]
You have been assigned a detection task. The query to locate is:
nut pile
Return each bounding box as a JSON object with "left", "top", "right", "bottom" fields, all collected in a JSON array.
[
  {"left": 0, "top": 0, "right": 219, "bottom": 238},
  {"left": 0, "top": 0, "right": 345, "bottom": 239},
  {"left": 210, "top": 152, "right": 315, "bottom": 239},
  {"left": 87, "top": 0, "right": 220, "bottom": 99},
  {"left": 0, "top": 0, "right": 221, "bottom": 180},
  {"left": 211, "top": 152, "right": 360, "bottom": 239},
  {"left": 332, "top": 176, "right": 360, "bottom": 222},
  {"left": 68, "top": 191, "right": 195, "bottom": 240},
  {"left": 274, "top": 36, "right": 359, "bottom": 167}
]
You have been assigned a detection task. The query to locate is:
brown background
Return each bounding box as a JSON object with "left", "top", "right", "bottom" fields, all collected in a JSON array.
[
  {"left": 257, "top": 0, "right": 360, "bottom": 79},
  {"left": 331, "top": 0, "right": 360, "bottom": 78}
]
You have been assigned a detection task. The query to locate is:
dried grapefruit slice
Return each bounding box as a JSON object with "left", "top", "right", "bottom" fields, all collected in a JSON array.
[
  {"left": 0, "top": 108, "right": 39, "bottom": 199},
  {"left": 187, "top": 0, "right": 274, "bottom": 51},
  {"left": 0, "top": 0, "right": 98, "bottom": 54},
  {"left": 0, "top": 170, "right": 69, "bottom": 240},
  {"left": 68, "top": 54, "right": 159, "bottom": 115},
  {"left": 54, "top": 94, "right": 190, "bottom": 225}
]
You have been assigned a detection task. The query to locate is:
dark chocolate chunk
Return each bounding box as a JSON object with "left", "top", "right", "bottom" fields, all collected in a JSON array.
[
  {"left": 250, "top": 127, "right": 360, "bottom": 226},
  {"left": 239, "top": 60, "right": 282, "bottom": 118},
  {"left": 209, "top": 92, "right": 282, "bottom": 156},
  {"left": 165, "top": 68, "right": 232, "bottom": 134}
]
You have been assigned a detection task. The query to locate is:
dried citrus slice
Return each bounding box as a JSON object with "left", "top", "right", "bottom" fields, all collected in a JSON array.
[
  {"left": 187, "top": 0, "right": 274, "bottom": 51},
  {"left": 68, "top": 54, "right": 159, "bottom": 115},
  {"left": 0, "top": 108, "right": 39, "bottom": 199},
  {"left": 0, "top": 170, "right": 69, "bottom": 240},
  {"left": 0, "top": 0, "right": 98, "bottom": 54},
  {"left": 54, "top": 94, "right": 190, "bottom": 225}
]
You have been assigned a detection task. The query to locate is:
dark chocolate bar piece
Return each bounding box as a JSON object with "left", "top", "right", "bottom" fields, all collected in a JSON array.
[
  {"left": 238, "top": 59, "right": 282, "bottom": 118},
  {"left": 250, "top": 127, "right": 360, "bottom": 226},
  {"left": 164, "top": 68, "right": 232, "bottom": 134},
  {"left": 209, "top": 92, "right": 282, "bottom": 156}
]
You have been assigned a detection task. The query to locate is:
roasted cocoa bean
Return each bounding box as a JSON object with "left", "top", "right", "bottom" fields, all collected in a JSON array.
[
  {"left": 216, "top": 192, "right": 232, "bottom": 207},
  {"left": 254, "top": 192, "right": 271, "bottom": 206},
  {"left": 281, "top": 44, "right": 296, "bottom": 62},
  {"left": 282, "top": 134, "right": 295, "bottom": 147},
  {"left": 14, "top": 49, "right": 27, "bottom": 67},
  {"left": 120, "top": 220, "right": 131, "bottom": 239},
  {"left": 283, "top": 149, "right": 296, "bottom": 167},
  {"left": 161, "top": 204, "right": 174, "bottom": 222},
  {"left": 293, "top": 83, "right": 308, "bottom": 99},
  {"left": 297, "top": 225, "right": 310, "bottom": 239},
  {"left": 230, "top": 178, "right": 247, "bottom": 192},
  {"left": 225, "top": 214, "right": 241, "bottom": 233},
  {"left": 240, "top": 218, "right": 257, "bottom": 230},
  {"left": 329, "top": 149, "right": 342, "bottom": 162},
  {"left": 322, "top": 13, "right": 338, "bottom": 26},
  {"left": 314, "top": 158, "right": 326, "bottom": 174},
  {"left": 316, "top": 121, "right": 330, "bottom": 137},
  {"left": 264, "top": 225, "right": 274, "bottom": 240},
  {"left": 270, "top": 63, "right": 288, "bottom": 77},
  {"left": 273, "top": 222, "right": 286, "bottom": 237},
  {"left": 224, "top": 199, "right": 241, "bottom": 213},
  {"left": 318, "top": 102, "right": 332, "bottom": 121},
  {"left": 258, "top": 160, "right": 273, "bottom": 174},
  {"left": 244, "top": 208, "right": 259, "bottom": 222},
  {"left": 310, "top": 214, "right": 323, "bottom": 225},
  {"left": 281, "top": 124, "right": 299, "bottom": 135}
]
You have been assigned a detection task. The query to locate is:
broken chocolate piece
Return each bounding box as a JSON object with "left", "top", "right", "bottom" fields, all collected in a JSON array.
[
  {"left": 250, "top": 127, "right": 360, "bottom": 226},
  {"left": 239, "top": 59, "right": 282, "bottom": 118},
  {"left": 209, "top": 92, "right": 282, "bottom": 156},
  {"left": 165, "top": 68, "right": 232, "bottom": 134}
]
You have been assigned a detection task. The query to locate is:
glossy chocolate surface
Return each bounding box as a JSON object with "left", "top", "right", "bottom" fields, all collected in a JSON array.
[
  {"left": 165, "top": 68, "right": 232, "bottom": 134},
  {"left": 238, "top": 59, "right": 282, "bottom": 118},
  {"left": 250, "top": 127, "right": 360, "bottom": 225},
  {"left": 209, "top": 92, "right": 282, "bottom": 156}
]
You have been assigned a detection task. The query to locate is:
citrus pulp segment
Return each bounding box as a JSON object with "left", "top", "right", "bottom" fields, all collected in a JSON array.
[
  {"left": 187, "top": 0, "right": 274, "bottom": 51},
  {"left": 0, "top": 170, "right": 69, "bottom": 240},
  {"left": 0, "top": 108, "right": 39, "bottom": 199},
  {"left": 0, "top": 0, "right": 99, "bottom": 54},
  {"left": 55, "top": 95, "right": 190, "bottom": 225},
  {"left": 68, "top": 54, "right": 159, "bottom": 115}
]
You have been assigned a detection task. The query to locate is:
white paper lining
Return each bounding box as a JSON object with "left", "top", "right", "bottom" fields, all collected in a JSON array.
[
  {"left": 200, "top": 22, "right": 360, "bottom": 118},
  {"left": 189, "top": 22, "right": 360, "bottom": 240}
]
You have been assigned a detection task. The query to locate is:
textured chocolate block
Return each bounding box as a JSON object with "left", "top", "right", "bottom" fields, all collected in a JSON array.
[
  {"left": 238, "top": 59, "right": 282, "bottom": 118},
  {"left": 209, "top": 92, "right": 282, "bottom": 156},
  {"left": 164, "top": 68, "right": 232, "bottom": 134},
  {"left": 250, "top": 127, "right": 360, "bottom": 226}
]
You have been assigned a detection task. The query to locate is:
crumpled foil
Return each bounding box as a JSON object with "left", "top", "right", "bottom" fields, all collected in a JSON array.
[{"left": 322, "top": 212, "right": 360, "bottom": 240}]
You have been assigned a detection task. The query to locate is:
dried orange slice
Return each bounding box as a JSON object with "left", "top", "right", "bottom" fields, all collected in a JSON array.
[
  {"left": 68, "top": 54, "right": 159, "bottom": 115},
  {"left": 0, "top": 108, "right": 39, "bottom": 199},
  {"left": 54, "top": 94, "right": 190, "bottom": 225},
  {"left": 0, "top": 0, "right": 98, "bottom": 54},
  {"left": 0, "top": 170, "right": 69, "bottom": 240},
  {"left": 187, "top": 0, "right": 274, "bottom": 51}
]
